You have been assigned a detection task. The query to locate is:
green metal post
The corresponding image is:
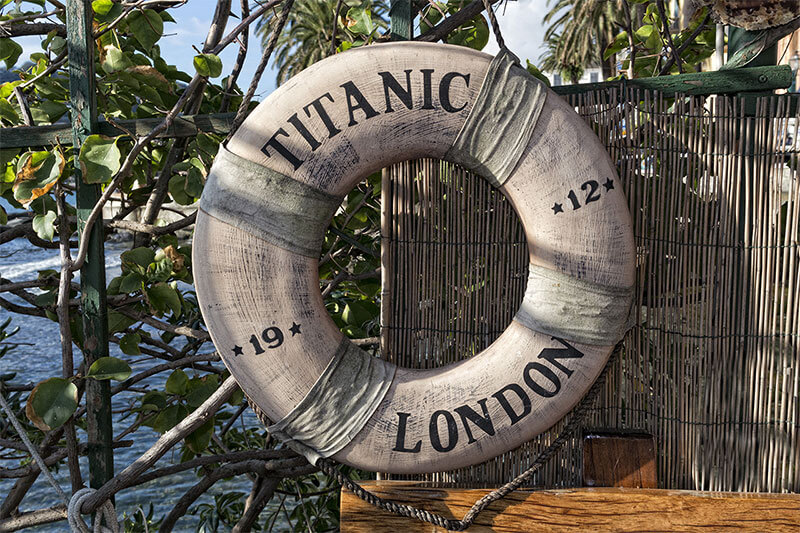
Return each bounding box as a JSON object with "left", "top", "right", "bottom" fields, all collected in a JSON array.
[
  {"left": 390, "top": 0, "right": 413, "bottom": 41},
  {"left": 66, "top": 0, "right": 114, "bottom": 489}
]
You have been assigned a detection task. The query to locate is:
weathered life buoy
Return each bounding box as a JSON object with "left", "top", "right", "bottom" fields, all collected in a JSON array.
[{"left": 193, "top": 42, "right": 635, "bottom": 474}]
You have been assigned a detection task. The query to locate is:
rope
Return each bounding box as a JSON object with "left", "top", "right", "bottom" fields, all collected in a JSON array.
[
  {"left": 0, "top": 386, "right": 69, "bottom": 504},
  {"left": 481, "top": 0, "right": 519, "bottom": 65},
  {"left": 226, "top": 0, "right": 295, "bottom": 141},
  {"left": 68, "top": 488, "right": 120, "bottom": 533},
  {"left": 317, "top": 342, "right": 622, "bottom": 531}
]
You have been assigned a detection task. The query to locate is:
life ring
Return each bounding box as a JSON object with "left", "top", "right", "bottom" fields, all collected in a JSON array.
[{"left": 193, "top": 42, "right": 635, "bottom": 474}]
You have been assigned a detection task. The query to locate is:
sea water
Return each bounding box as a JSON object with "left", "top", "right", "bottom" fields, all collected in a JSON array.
[{"left": 0, "top": 228, "right": 286, "bottom": 531}]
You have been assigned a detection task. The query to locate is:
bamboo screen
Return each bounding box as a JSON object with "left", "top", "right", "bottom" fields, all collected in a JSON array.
[{"left": 378, "top": 89, "right": 800, "bottom": 493}]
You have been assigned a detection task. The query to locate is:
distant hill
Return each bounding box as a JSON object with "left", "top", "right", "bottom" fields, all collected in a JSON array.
[{"left": 0, "top": 62, "right": 35, "bottom": 84}]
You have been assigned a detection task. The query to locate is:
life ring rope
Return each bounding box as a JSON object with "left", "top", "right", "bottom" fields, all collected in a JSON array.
[
  {"left": 445, "top": 49, "right": 546, "bottom": 188},
  {"left": 516, "top": 264, "right": 634, "bottom": 346},
  {"left": 200, "top": 146, "right": 341, "bottom": 258},
  {"left": 268, "top": 338, "right": 396, "bottom": 465}
]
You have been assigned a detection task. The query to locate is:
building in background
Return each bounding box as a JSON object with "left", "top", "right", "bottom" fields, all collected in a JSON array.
[{"left": 547, "top": 65, "right": 604, "bottom": 86}]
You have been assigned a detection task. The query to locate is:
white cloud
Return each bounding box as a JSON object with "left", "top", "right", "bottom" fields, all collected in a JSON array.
[
  {"left": 483, "top": 0, "right": 549, "bottom": 65},
  {"left": 10, "top": 35, "right": 45, "bottom": 67}
]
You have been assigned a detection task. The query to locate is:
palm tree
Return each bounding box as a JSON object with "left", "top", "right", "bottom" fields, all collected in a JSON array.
[
  {"left": 257, "top": 0, "right": 389, "bottom": 86},
  {"left": 541, "top": 0, "right": 626, "bottom": 81}
]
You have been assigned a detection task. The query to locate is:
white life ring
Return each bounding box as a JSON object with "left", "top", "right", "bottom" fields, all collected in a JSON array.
[{"left": 193, "top": 42, "right": 635, "bottom": 474}]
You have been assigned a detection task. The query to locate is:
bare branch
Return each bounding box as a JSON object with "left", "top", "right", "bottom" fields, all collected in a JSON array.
[
  {"left": 116, "top": 307, "right": 211, "bottom": 340},
  {"left": 79, "top": 376, "right": 238, "bottom": 513},
  {"left": 415, "top": 0, "right": 498, "bottom": 43},
  {"left": 232, "top": 477, "right": 281, "bottom": 533},
  {"left": 0, "top": 505, "right": 67, "bottom": 532},
  {"left": 160, "top": 459, "right": 315, "bottom": 532},
  {"left": 107, "top": 211, "right": 196, "bottom": 235},
  {"left": 111, "top": 353, "right": 220, "bottom": 394},
  {"left": 0, "top": 22, "right": 65, "bottom": 38},
  {"left": 220, "top": 0, "right": 251, "bottom": 112},
  {"left": 227, "top": 0, "right": 296, "bottom": 140}
]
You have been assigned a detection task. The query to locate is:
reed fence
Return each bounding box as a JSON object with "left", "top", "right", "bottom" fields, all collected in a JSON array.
[{"left": 379, "top": 88, "right": 800, "bottom": 492}]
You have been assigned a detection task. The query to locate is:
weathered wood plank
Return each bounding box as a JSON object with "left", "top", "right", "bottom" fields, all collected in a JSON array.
[
  {"left": 582, "top": 432, "right": 657, "bottom": 488},
  {"left": 1, "top": 66, "right": 791, "bottom": 149},
  {"left": 551, "top": 64, "right": 792, "bottom": 96},
  {"left": 0, "top": 113, "right": 236, "bottom": 149},
  {"left": 340, "top": 482, "right": 800, "bottom": 532}
]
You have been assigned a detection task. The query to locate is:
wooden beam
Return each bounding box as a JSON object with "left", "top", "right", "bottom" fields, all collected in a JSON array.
[
  {"left": 582, "top": 432, "right": 657, "bottom": 488},
  {"left": 552, "top": 65, "right": 792, "bottom": 96},
  {"left": 341, "top": 482, "right": 800, "bottom": 532},
  {"left": 1, "top": 67, "right": 792, "bottom": 151},
  {"left": 0, "top": 113, "right": 236, "bottom": 149}
]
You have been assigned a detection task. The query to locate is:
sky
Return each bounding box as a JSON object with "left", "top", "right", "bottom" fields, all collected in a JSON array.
[{"left": 14, "top": 0, "right": 550, "bottom": 102}]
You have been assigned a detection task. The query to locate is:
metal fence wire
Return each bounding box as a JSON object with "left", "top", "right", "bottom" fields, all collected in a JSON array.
[{"left": 379, "top": 88, "right": 800, "bottom": 493}]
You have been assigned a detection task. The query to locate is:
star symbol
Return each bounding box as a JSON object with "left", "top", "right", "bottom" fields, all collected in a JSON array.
[
  {"left": 232, "top": 345, "right": 243, "bottom": 356},
  {"left": 289, "top": 322, "right": 302, "bottom": 336},
  {"left": 552, "top": 202, "right": 563, "bottom": 215},
  {"left": 603, "top": 178, "right": 614, "bottom": 191}
]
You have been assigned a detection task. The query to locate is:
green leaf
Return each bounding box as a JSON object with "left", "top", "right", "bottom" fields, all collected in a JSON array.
[
  {"left": 0, "top": 205, "right": 7, "bottom": 225},
  {"left": 445, "top": 14, "right": 489, "bottom": 51},
  {"left": 604, "top": 31, "right": 629, "bottom": 60},
  {"left": 0, "top": 97, "right": 19, "bottom": 124},
  {"left": 0, "top": 38, "right": 22, "bottom": 69},
  {"left": 140, "top": 390, "right": 167, "bottom": 412},
  {"left": 345, "top": 7, "right": 374, "bottom": 36},
  {"left": 127, "top": 9, "right": 163, "bottom": 51},
  {"left": 94, "top": 1, "right": 123, "bottom": 23},
  {"left": 121, "top": 247, "right": 156, "bottom": 272},
  {"left": 342, "top": 300, "right": 376, "bottom": 328},
  {"left": 168, "top": 173, "right": 196, "bottom": 205},
  {"left": 25, "top": 377, "right": 78, "bottom": 431},
  {"left": 32, "top": 210, "right": 57, "bottom": 242},
  {"left": 186, "top": 416, "right": 214, "bottom": 453},
  {"left": 152, "top": 404, "right": 187, "bottom": 433},
  {"left": 78, "top": 135, "right": 122, "bottom": 184},
  {"left": 107, "top": 309, "right": 136, "bottom": 333},
  {"left": 146, "top": 282, "right": 181, "bottom": 317},
  {"left": 0, "top": 80, "right": 22, "bottom": 99},
  {"left": 165, "top": 368, "right": 188, "bottom": 395},
  {"left": 100, "top": 45, "right": 132, "bottom": 73},
  {"left": 29, "top": 101, "right": 68, "bottom": 125},
  {"left": 119, "top": 271, "right": 144, "bottom": 293},
  {"left": 525, "top": 60, "right": 551, "bottom": 87},
  {"left": 13, "top": 150, "right": 65, "bottom": 206},
  {"left": 146, "top": 256, "right": 173, "bottom": 282},
  {"left": 185, "top": 375, "right": 218, "bottom": 408},
  {"left": 87, "top": 356, "right": 132, "bottom": 381},
  {"left": 92, "top": 0, "right": 113, "bottom": 15},
  {"left": 119, "top": 332, "right": 141, "bottom": 355},
  {"left": 192, "top": 53, "right": 222, "bottom": 78}
]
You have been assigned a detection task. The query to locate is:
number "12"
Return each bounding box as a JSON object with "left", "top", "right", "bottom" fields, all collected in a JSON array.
[{"left": 567, "top": 180, "right": 601, "bottom": 210}]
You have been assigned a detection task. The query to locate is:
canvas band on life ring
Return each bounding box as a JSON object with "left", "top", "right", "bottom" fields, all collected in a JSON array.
[{"left": 193, "top": 42, "right": 636, "bottom": 474}]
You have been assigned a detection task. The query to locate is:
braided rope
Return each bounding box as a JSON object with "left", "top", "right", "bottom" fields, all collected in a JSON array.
[
  {"left": 481, "top": 0, "right": 507, "bottom": 53},
  {"left": 317, "top": 342, "right": 622, "bottom": 531},
  {"left": 68, "top": 488, "right": 120, "bottom": 533}
]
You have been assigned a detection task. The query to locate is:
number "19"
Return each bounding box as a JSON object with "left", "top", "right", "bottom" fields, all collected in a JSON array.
[{"left": 249, "top": 327, "right": 284, "bottom": 353}]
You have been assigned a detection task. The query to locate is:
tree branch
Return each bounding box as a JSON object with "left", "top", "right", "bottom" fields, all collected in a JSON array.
[
  {"left": 415, "top": 0, "right": 498, "bottom": 43},
  {"left": 79, "top": 376, "right": 238, "bottom": 513}
]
